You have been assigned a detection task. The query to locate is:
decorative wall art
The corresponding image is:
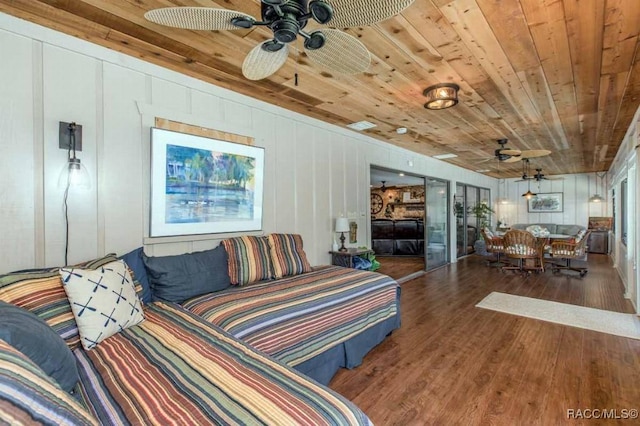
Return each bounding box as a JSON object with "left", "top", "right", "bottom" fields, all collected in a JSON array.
[
  {"left": 527, "top": 192, "right": 563, "bottom": 213},
  {"left": 150, "top": 127, "right": 264, "bottom": 237}
]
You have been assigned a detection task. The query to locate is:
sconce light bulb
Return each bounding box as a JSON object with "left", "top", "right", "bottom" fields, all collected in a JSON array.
[{"left": 58, "top": 158, "right": 91, "bottom": 190}]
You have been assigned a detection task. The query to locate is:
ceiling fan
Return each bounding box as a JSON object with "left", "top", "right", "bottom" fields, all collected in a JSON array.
[
  {"left": 516, "top": 162, "right": 563, "bottom": 182},
  {"left": 529, "top": 168, "right": 563, "bottom": 181},
  {"left": 477, "top": 139, "right": 552, "bottom": 163},
  {"left": 144, "top": 0, "right": 415, "bottom": 80}
]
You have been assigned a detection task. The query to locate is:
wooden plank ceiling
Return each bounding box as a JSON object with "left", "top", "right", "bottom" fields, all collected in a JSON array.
[{"left": 2, "top": 0, "right": 639, "bottom": 178}]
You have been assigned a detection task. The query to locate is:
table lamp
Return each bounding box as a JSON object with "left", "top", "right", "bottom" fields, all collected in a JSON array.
[{"left": 335, "top": 217, "right": 350, "bottom": 252}]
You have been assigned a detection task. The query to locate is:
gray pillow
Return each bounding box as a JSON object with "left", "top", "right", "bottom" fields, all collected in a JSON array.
[
  {"left": 143, "top": 245, "right": 230, "bottom": 303},
  {"left": 120, "top": 247, "right": 152, "bottom": 304},
  {"left": 0, "top": 301, "right": 79, "bottom": 393}
]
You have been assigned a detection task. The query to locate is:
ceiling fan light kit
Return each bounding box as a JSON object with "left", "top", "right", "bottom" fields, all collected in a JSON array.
[
  {"left": 144, "top": 0, "right": 416, "bottom": 81},
  {"left": 423, "top": 83, "right": 459, "bottom": 110}
]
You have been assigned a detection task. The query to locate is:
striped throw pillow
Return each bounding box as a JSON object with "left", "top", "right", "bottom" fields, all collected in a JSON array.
[
  {"left": 222, "top": 236, "right": 274, "bottom": 286},
  {"left": 0, "top": 340, "right": 98, "bottom": 425},
  {"left": 0, "top": 254, "right": 141, "bottom": 350},
  {"left": 267, "top": 234, "right": 312, "bottom": 279}
]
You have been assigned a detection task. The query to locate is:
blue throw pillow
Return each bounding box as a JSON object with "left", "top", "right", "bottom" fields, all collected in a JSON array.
[
  {"left": 143, "top": 245, "right": 231, "bottom": 304},
  {"left": 0, "top": 301, "right": 79, "bottom": 393},
  {"left": 120, "top": 247, "right": 152, "bottom": 304}
]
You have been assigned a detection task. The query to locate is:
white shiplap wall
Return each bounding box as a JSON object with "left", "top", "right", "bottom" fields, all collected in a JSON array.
[
  {"left": 495, "top": 173, "right": 610, "bottom": 228},
  {"left": 0, "top": 12, "right": 496, "bottom": 272}
]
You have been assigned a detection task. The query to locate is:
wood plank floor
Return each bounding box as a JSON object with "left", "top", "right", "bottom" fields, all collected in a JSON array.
[
  {"left": 376, "top": 256, "right": 424, "bottom": 281},
  {"left": 330, "top": 254, "right": 640, "bottom": 425}
]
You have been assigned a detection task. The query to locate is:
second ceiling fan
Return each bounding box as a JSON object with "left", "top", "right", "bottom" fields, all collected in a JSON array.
[{"left": 479, "top": 139, "right": 552, "bottom": 164}]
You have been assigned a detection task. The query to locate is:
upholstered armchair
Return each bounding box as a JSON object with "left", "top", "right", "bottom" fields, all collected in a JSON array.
[
  {"left": 501, "top": 229, "right": 548, "bottom": 274},
  {"left": 547, "top": 230, "right": 591, "bottom": 277}
]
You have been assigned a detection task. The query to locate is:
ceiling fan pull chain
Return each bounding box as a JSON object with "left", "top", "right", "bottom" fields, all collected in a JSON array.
[{"left": 295, "top": 38, "right": 300, "bottom": 86}]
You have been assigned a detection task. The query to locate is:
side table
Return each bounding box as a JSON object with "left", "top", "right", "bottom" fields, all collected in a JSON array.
[{"left": 330, "top": 249, "right": 374, "bottom": 269}]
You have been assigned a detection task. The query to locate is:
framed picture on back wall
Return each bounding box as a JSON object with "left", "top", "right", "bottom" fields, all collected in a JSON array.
[
  {"left": 527, "top": 192, "right": 563, "bottom": 213},
  {"left": 149, "top": 127, "right": 265, "bottom": 237}
]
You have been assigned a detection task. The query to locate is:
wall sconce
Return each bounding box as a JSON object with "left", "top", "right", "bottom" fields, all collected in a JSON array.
[
  {"left": 58, "top": 121, "right": 90, "bottom": 190},
  {"left": 423, "top": 83, "right": 459, "bottom": 110},
  {"left": 335, "top": 217, "right": 350, "bottom": 252}
]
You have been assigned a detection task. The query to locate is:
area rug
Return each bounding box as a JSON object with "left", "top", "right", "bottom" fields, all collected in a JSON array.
[{"left": 476, "top": 292, "right": 640, "bottom": 340}]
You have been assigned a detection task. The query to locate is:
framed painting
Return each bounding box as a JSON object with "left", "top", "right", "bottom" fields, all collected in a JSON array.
[
  {"left": 528, "top": 192, "right": 563, "bottom": 213},
  {"left": 150, "top": 127, "right": 264, "bottom": 237}
]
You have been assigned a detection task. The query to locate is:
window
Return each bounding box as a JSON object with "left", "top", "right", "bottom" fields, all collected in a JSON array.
[{"left": 620, "top": 179, "right": 627, "bottom": 246}]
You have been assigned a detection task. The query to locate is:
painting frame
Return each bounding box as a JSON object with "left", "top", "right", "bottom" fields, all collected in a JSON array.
[
  {"left": 527, "top": 192, "right": 563, "bottom": 213},
  {"left": 149, "top": 127, "right": 264, "bottom": 237}
]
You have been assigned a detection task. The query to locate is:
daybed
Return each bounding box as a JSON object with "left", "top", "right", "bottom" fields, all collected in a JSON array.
[
  {"left": 142, "top": 234, "right": 401, "bottom": 385},
  {"left": 0, "top": 234, "right": 399, "bottom": 425}
]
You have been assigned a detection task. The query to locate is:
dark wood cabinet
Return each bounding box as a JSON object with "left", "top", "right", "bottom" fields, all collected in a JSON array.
[{"left": 587, "top": 230, "right": 609, "bottom": 254}]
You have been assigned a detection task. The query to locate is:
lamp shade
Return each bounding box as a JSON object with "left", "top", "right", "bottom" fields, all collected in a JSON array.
[
  {"left": 58, "top": 158, "right": 91, "bottom": 190},
  {"left": 335, "top": 217, "right": 349, "bottom": 233},
  {"left": 589, "top": 194, "right": 604, "bottom": 203},
  {"left": 423, "top": 83, "right": 459, "bottom": 110},
  {"left": 522, "top": 190, "right": 536, "bottom": 199}
]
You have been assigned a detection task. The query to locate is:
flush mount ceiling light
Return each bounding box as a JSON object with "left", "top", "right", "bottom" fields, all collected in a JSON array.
[{"left": 423, "top": 83, "right": 460, "bottom": 110}]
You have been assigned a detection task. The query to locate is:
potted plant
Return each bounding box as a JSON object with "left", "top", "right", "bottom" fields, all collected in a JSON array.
[{"left": 470, "top": 202, "right": 495, "bottom": 229}]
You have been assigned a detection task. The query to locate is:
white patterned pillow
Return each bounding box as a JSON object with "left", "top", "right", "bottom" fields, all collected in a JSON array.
[{"left": 59, "top": 260, "right": 144, "bottom": 350}]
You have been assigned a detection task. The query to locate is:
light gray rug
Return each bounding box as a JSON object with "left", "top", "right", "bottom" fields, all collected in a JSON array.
[{"left": 476, "top": 292, "right": 640, "bottom": 340}]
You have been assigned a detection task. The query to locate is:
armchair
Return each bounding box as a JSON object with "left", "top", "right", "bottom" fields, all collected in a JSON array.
[
  {"left": 501, "top": 229, "right": 547, "bottom": 274},
  {"left": 547, "top": 230, "right": 591, "bottom": 277}
]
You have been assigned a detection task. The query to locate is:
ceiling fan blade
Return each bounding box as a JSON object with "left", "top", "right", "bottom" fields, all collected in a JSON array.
[
  {"left": 500, "top": 149, "right": 521, "bottom": 156},
  {"left": 502, "top": 156, "right": 522, "bottom": 163},
  {"left": 325, "top": 0, "right": 415, "bottom": 27},
  {"left": 242, "top": 42, "right": 289, "bottom": 80},
  {"left": 475, "top": 157, "right": 495, "bottom": 164},
  {"left": 305, "top": 29, "right": 370, "bottom": 74},
  {"left": 520, "top": 149, "right": 551, "bottom": 159},
  {"left": 545, "top": 176, "right": 564, "bottom": 181},
  {"left": 144, "top": 7, "right": 254, "bottom": 31}
]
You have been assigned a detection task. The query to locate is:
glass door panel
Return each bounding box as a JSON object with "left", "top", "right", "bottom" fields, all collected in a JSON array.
[
  {"left": 426, "top": 179, "right": 448, "bottom": 269},
  {"left": 455, "top": 184, "right": 465, "bottom": 258}
]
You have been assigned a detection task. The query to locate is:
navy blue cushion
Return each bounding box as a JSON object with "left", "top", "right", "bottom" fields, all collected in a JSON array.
[
  {"left": 143, "top": 245, "right": 230, "bottom": 304},
  {"left": 120, "top": 247, "right": 152, "bottom": 304},
  {"left": 0, "top": 301, "right": 79, "bottom": 393}
]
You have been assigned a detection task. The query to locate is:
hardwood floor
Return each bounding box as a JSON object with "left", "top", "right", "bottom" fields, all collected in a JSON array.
[
  {"left": 330, "top": 254, "right": 640, "bottom": 425},
  {"left": 376, "top": 256, "right": 425, "bottom": 281}
]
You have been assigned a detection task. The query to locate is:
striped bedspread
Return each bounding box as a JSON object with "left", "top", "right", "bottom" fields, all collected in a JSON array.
[
  {"left": 183, "top": 266, "right": 399, "bottom": 367},
  {"left": 75, "top": 303, "right": 371, "bottom": 426}
]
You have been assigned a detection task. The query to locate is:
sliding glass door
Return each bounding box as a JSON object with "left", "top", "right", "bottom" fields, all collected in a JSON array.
[
  {"left": 456, "top": 183, "right": 491, "bottom": 258},
  {"left": 425, "top": 178, "right": 449, "bottom": 269}
]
